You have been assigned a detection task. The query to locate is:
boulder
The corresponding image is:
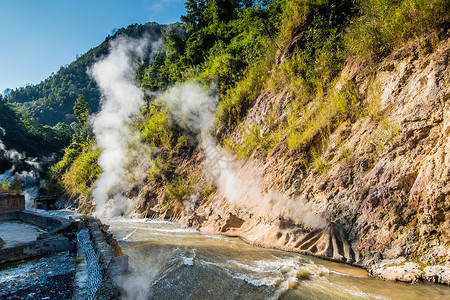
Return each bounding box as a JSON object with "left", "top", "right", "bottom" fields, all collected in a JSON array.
[
  {"left": 369, "top": 258, "right": 424, "bottom": 283},
  {"left": 423, "top": 264, "right": 450, "bottom": 285}
]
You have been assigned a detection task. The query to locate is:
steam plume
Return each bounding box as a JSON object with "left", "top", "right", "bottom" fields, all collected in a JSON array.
[
  {"left": 161, "top": 82, "right": 217, "bottom": 133},
  {"left": 88, "top": 40, "right": 324, "bottom": 226},
  {"left": 89, "top": 35, "right": 160, "bottom": 217},
  {"left": 162, "top": 83, "right": 326, "bottom": 229},
  {"left": 0, "top": 127, "right": 45, "bottom": 208}
]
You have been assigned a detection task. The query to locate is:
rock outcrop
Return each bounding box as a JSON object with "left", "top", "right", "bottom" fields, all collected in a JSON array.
[
  {"left": 369, "top": 258, "right": 450, "bottom": 285},
  {"left": 184, "top": 37, "right": 450, "bottom": 283}
]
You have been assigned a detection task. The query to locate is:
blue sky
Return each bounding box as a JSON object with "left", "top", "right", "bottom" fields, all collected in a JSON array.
[{"left": 0, "top": 0, "right": 186, "bottom": 93}]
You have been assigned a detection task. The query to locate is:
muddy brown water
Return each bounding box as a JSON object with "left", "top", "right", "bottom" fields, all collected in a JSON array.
[{"left": 106, "top": 218, "right": 450, "bottom": 300}]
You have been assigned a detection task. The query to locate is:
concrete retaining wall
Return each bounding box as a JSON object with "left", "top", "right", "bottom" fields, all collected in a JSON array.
[
  {"left": 0, "top": 210, "right": 128, "bottom": 298},
  {"left": 0, "top": 236, "right": 73, "bottom": 264},
  {"left": 86, "top": 219, "right": 115, "bottom": 270},
  {"left": 0, "top": 209, "right": 78, "bottom": 265},
  {"left": 0, "top": 194, "right": 25, "bottom": 211}
]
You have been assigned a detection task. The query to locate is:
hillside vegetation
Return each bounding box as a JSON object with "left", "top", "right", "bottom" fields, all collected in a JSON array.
[
  {"left": 1, "top": 23, "right": 165, "bottom": 178},
  {"left": 0, "top": 94, "right": 71, "bottom": 173},
  {"left": 53, "top": 0, "right": 450, "bottom": 278}
]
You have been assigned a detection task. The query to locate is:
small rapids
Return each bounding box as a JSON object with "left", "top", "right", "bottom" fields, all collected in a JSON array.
[{"left": 106, "top": 218, "right": 450, "bottom": 300}]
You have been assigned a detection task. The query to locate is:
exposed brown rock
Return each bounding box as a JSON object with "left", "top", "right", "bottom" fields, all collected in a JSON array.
[
  {"left": 219, "top": 213, "right": 245, "bottom": 232},
  {"left": 193, "top": 38, "right": 450, "bottom": 281},
  {"left": 294, "top": 222, "right": 358, "bottom": 264}
]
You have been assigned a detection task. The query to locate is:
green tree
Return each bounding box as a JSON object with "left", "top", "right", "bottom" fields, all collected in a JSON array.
[
  {"left": 181, "top": 0, "right": 207, "bottom": 31},
  {"left": 72, "top": 94, "right": 93, "bottom": 144},
  {"left": 73, "top": 95, "right": 90, "bottom": 126},
  {"left": 206, "top": 0, "right": 240, "bottom": 24}
]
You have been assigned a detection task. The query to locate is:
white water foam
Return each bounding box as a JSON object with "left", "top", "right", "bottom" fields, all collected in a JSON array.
[
  {"left": 192, "top": 254, "right": 329, "bottom": 290},
  {"left": 121, "top": 229, "right": 137, "bottom": 241},
  {"left": 149, "top": 248, "right": 196, "bottom": 286}
]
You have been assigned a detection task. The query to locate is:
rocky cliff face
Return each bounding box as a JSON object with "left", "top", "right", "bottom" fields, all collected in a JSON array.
[{"left": 178, "top": 37, "right": 450, "bottom": 281}]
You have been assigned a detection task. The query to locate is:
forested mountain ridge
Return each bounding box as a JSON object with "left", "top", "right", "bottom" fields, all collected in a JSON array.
[
  {"left": 5, "top": 22, "right": 165, "bottom": 126},
  {"left": 0, "top": 95, "right": 71, "bottom": 173},
  {"left": 0, "top": 22, "right": 164, "bottom": 175}
]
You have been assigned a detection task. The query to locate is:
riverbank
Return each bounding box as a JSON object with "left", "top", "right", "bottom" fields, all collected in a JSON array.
[{"left": 96, "top": 36, "right": 450, "bottom": 288}]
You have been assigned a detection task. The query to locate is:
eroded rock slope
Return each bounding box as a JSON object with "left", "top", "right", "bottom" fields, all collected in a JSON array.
[{"left": 185, "top": 38, "right": 450, "bottom": 276}]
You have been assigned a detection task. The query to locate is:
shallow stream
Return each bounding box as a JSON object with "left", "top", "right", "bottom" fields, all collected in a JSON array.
[{"left": 106, "top": 218, "right": 450, "bottom": 300}]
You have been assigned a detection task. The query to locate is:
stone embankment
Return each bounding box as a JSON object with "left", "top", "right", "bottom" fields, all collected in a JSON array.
[{"left": 85, "top": 217, "right": 129, "bottom": 299}]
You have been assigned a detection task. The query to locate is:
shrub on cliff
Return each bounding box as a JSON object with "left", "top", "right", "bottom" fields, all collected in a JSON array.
[
  {"left": 0, "top": 178, "right": 22, "bottom": 195},
  {"left": 60, "top": 143, "right": 101, "bottom": 207},
  {"left": 346, "top": 0, "right": 450, "bottom": 60}
]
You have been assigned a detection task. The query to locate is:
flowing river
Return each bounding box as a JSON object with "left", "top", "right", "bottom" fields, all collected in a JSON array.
[{"left": 106, "top": 217, "right": 450, "bottom": 300}]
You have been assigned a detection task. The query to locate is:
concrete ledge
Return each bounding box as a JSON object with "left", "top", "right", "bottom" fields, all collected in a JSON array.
[
  {"left": 0, "top": 210, "right": 76, "bottom": 234},
  {"left": 86, "top": 219, "right": 115, "bottom": 272},
  {"left": 14, "top": 210, "right": 75, "bottom": 234},
  {"left": 0, "top": 236, "right": 74, "bottom": 265},
  {"left": 0, "top": 210, "right": 18, "bottom": 221}
]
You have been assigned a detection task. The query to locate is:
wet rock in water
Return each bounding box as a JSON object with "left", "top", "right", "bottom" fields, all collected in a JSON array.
[
  {"left": 369, "top": 258, "right": 450, "bottom": 285},
  {"left": 0, "top": 237, "right": 4, "bottom": 248},
  {"left": 423, "top": 264, "right": 450, "bottom": 285},
  {"left": 369, "top": 258, "right": 423, "bottom": 283}
]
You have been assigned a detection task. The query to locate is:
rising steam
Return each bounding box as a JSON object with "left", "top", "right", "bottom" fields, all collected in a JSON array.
[
  {"left": 0, "top": 128, "right": 25, "bottom": 166},
  {"left": 89, "top": 35, "right": 160, "bottom": 217},
  {"left": 162, "top": 83, "right": 326, "bottom": 229},
  {"left": 204, "top": 142, "right": 326, "bottom": 228},
  {"left": 161, "top": 82, "right": 217, "bottom": 133},
  {"left": 0, "top": 127, "right": 45, "bottom": 208},
  {"left": 88, "top": 34, "right": 324, "bottom": 227}
]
